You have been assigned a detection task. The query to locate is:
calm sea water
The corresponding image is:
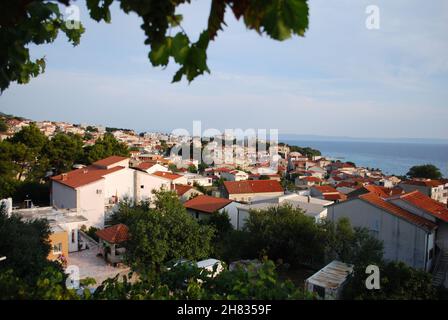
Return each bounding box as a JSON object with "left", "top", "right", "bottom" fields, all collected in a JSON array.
[{"left": 282, "top": 140, "right": 448, "bottom": 177}]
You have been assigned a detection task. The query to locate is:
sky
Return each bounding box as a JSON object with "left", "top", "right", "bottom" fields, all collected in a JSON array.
[{"left": 1, "top": 0, "right": 448, "bottom": 140}]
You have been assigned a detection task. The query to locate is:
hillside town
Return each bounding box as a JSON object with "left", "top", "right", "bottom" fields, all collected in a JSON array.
[{"left": 1, "top": 114, "right": 448, "bottom": 299}]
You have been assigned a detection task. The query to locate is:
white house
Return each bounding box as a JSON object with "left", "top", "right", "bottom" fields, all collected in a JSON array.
[
  {"left": 135, "top": 162, "right": 169, "bottom": 174},
  {"left": 234, "top": 194, "right": 331, "bottom": 229},
  {"left": 221, "top": 170, "right": 249, "bottom": 182},
  {"left": 327, "top": 191, "right": 439, "bottom": 271},
  {"left": 51, "top": 156, "right": 171, "bottom": 228},
  {"left": 181, "top": 173, "right": 213, "bottom": 187},
  {"left": 151, "top": 171, "right": 188, "bottom": 185},
  {"left": 183, "top": 195, "right": 240, "bottom": 228}
]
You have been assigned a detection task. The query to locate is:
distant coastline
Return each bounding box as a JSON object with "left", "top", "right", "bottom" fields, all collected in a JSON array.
[
  {"left": 280, "top": 134, "right": 448, "bottom": 145},
  {"left": 281, "top": 138, "right": 448, "bottom": 177}
]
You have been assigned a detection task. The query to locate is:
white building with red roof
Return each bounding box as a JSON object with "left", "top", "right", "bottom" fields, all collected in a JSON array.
[
  {"left": 222, "top": 180, "right": 284, "bottom": 202},
  {"left": 183, "top": 195, "right": 239, "bottom": 228},
  {"left": 51, "top": 156, "right": 171, "bottom": 227},
  {"left": 327, "top": 190, "right": 448, "bottom": 272},
  {"left": 399, "top": 179, "right": 447, "bottom": 204}
]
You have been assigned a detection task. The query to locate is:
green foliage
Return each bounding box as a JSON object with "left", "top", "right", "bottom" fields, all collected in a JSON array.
[
  {"left": 0, "top": 0, "right": 85, "bottom": 91},
  {"left": 323, "top": 218, "right": 384, "bottom": 267},
  {"left": 244, "top": 204, "right": 327, "bottom": 267},
  {"left": 0, "top": 124, "right": 129, "bottom": 204},
  {"left": 344, "top": 261, "right": 437, "bottom": 300},
  {"left": 94, "top": 260, "right": 308, "bottom": 300},
  {"left": 280, "top": 176, "right": 296, "bottom": 191},
  {"left": 1, "top": 0, "right": 310, "bottom": 90},
  {"left": 42, "top": 132, "right": 84, "bottom": 175},
  {"left": 85, "top": 125, "right": 98, "bottom": 133},
  {"left": 83, "top": 133, "right": 130, "bottom": 163},
  {"left": 168, "top": 163, "right": 179, "bottom": 173},
  {"left": 0, "top": 208, "right": 54, "bottom": 284},
  {"left": 198, "top": 162, "right": 209, "bottom": 173},
  {"left": 0, "top": 119, "right": 7, "bottom": 132},
  {"left": 85, "top": 226, "right": 99, "bottom": 242},
  {"left": 288, "top": 145, "right": 321, "bottom": 157},
  {"left": 407, "top": 164, "right": 443, "bottom": 179},
  {"left": 200, "top": 210, "right": 233, "bottom": 242},
  {"left": 112, "top": 191, "right": 214, "bottom": 273},
  {"left": 83, "top": 132, "right": 94, "bottom": 141},
  {"left": 187, "top": 164, "right": 197, "bottom": 173}
]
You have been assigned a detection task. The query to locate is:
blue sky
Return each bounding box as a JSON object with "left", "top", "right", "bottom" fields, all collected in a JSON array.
[{"left": 1, "top": 0, "right": 447, "bottom": 139}]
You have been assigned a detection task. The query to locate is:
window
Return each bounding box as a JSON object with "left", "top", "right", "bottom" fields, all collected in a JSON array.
[
  {"left": 71, "top": 230, "right": 75, "bottom": 243},
  {"left": 53, "top": 243, "right": 62, "bottom": 254},
  {"left": 140, "top": 185, "right": 144, "bottom": 189}
]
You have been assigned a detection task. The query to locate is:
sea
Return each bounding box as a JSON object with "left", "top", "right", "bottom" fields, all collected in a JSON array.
[{"left": 281, "top": 139, "right": 448, "bottom": 177}]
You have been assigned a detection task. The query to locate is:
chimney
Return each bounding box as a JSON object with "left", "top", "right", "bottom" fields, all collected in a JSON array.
[
  {"left": 61, "top": 173, "right": 68, "bottom": 181},
  {"left": 83, "top": 169, "right": 89, "bottom": 174}
]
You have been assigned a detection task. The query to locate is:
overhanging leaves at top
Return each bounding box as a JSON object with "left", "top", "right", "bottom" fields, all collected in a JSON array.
[{"left": 0, "top": 0, "right": 309, "bottom": 92}]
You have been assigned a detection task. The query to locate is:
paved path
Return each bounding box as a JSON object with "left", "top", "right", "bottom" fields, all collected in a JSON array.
[{"left": 68, "top": 243, "right": 130, "bottom": 287}]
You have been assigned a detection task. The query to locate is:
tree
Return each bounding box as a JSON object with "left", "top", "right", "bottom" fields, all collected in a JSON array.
[
  {"left": 324, "top": 218, "right": 384, "bottom": 267},
  {"left": 407, "top": 164, "right": 443, "bottom": 180},
  {"left": 94, "top": 260, "right": 309, "bottom": 300},
  {"left": 200, "top": 211, "right": 233, "bottom": 242},
  {"left": 8, "top": 123, "right": 48, "bottom": 180},
  {"left": 0, "top": 140, "right": 20, "bottom": 198},
  {"left": 0, "top": 206, "right": 61, "bottom": 283},
  {"left": 83, "top": 133, "right": 129, "bottom": 163},
  {"left": 168, "top": 163, "right": 179, "bottom": 173},
  {"left": 343, "top": 261, "right": 437, "bottom": 300},
  {"left": 288, "top": 145, "right": 321, "bottom": 158},
  {"left": 244, "top": 204, "right": 327, "bottom": 267},
  {"left": 1, "top": 0, "right": 310, "bottom": 91},
  {"left": 112, "top": 191, "right": 214, "bottom": 274},
  {"left": 0, "top": 119, "right": 7, "bottom": 132},
  {"left": 83, "top": 132, "right": 94, "bottom": 141},
  {"left": 187, "top": 164, "right": 197, "bottom": 173},
  {"left": 42, "top": 132, "right": 84, "bottom": 175},
  {"left": 198, "top": 162, "right": 209, "bottom": 174}
]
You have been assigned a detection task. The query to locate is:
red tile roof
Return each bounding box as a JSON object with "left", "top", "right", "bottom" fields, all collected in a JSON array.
[
  {"left": 313, "top": 185, "right": 339, "bottom": 194},
  {"left": 184, "top": 195, "right": 233, "bottom": 214},
  {"left": 96, "top": 224, "right": 129, "bottom": 244},
  {"left": 302, "top": 176, "right": 322, "bottom": 182},
  {"left": 324, "top": 193, "right": 347, "bottom": 201},
  {"left": 152, "top": 171, "right": 183, "bottom": 180},
  {"left": 402, "top": 180, "right": 444, "bottom": 188},
  {"left": 359, "top": 192, "right": 437, "bottom": 231},
  {"left": 399, "top": 191, "right": 448, "bottom": 223},
  {"left": 51, "top": 165, "right": 125, "bottom": 188},
  {"left": 93, "top": 156, "right": 129, "bottom": 168},
  {"left": 172, "top": 184, "right": 194, "bottom": 196},
  {"left": 135, "top": 161, "right": 157, "bottom": 170},
  {"left": 363, "top": 185, "right": 390, "bottom": 198},
  {"left": 336, "top": 181, "right": 357, "bottom": 188},
  {"left": 223, "top": 180, "right": 284, "bottom": 195}
]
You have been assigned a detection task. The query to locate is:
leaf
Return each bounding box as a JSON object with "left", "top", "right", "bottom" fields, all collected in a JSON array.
[
  {"left": 167, "top": 14, "right": 183, "bottom": 27},
  {"left": 171, "top": 33, "right": 190, "bottom": 64},
  {"left": 149, "top": 38, "right": 172, "bottom": 66},
  {"left": 208, "top": 0, "right": 227, "bottom": 40}
]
